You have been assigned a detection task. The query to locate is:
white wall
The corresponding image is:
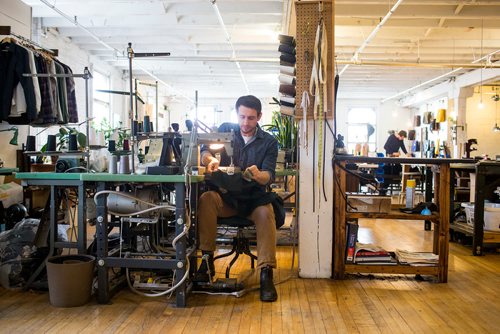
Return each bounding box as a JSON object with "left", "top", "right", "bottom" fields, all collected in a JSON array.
[{"left": 465, "top": 89, "right": 500, "bottom": 158}]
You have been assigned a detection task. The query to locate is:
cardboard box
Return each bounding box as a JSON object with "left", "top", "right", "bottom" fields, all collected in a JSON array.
[
  {"left": 0, "top": 182, "right": 23, "bottom": 208},
  {"left": 347, "top": 195, "right": 391, "bottom": 213}
]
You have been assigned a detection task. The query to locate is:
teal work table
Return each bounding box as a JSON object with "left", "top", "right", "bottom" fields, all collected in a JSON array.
[
  {"left": 0, "top": 167, "right": 18, "bottom": 175},
  {"left": 16, "top": 172, "right": 83, "bottom": 180},
  {"left": 80, "top": 172, "right": 204, "bottom": 183}
]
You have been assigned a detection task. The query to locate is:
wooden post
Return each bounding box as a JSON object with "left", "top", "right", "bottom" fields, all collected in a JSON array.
[{"left": 438, "top": 163, "right": 450, "bottom": 283}]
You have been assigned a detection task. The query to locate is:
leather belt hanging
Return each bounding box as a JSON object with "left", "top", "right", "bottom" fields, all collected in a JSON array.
[
  {"left": 309, "top": 16, "right": 328, "bottom": 208},
  {"left": 309, "top": 18, "right": 327, "bottom": 120}
]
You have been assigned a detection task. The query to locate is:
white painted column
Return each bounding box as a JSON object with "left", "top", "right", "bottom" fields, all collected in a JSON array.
[{"left": 298, "top": 118, "right": 335, "bottom": 278}]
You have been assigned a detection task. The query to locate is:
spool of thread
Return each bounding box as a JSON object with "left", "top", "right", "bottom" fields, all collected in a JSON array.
[
  {"left": 47, "top": 135, "right": 56, "bottom": 152},
  {"left": 108, "top": 155, "right": 118, "bottom": 174},
  {"left": 26, "top": 135, "right": 36, "bottom": 151},
  {"left": 108, "top": 139, "right": 116, "bottom": 152},
  {"left": 119, "top": 155, "right": 130, "bottom": 174},
  {"left": 123, "top": 139, "right": 130, "bottom": 151},
  {"left": 143, "top": 116, "right": 151, "bottom": 133},
  {"left": 138, "top": 122, "right": 143, "bottom": 133},
  {"left": 68, "top": 134, "right": 78, "bottom": 151},
  {"left": 97, "top": 131, "right": 105, "bottom": 146},
  {"left": 132, "top": 120, "right": 139, "bottom": 136}
]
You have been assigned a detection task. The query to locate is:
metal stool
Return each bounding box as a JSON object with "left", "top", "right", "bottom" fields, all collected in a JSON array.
[{"left": 214, "top": 216, "right": 258, "bottom": 278}]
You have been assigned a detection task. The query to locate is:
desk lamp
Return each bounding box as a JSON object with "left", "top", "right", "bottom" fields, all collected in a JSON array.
[{"left": 0, "top": 127, "right": 18, "bottom": 145}]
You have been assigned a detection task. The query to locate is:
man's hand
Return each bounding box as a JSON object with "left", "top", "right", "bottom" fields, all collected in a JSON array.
[
  {"left": 243, "top": 165, "right": 270, "bottom": 185},
  {"left": 206, "top": 157, "right": 220, "bottom": 173}
]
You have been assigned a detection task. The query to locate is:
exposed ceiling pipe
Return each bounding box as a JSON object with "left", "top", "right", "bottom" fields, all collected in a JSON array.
[
  {"left": 336, "top": 60, "right": 500, "bottom": 69},
  {"left": 209, "top": 0, "right": 250, "bottom": 94},
  {"left": 39, "top": 0, "right": 117, "bottom": 53},
  {"left": 116, "top": 56, "right": 278, "bottom": 63},
  {"left": 381, "top": 48, "right": 500, "bottom": 103},
  {"left": 338, "top": 0, "right": 405, "bottom": 76},
  {"left": 38, "top": 0, "right": 194, "bottom": 103}
]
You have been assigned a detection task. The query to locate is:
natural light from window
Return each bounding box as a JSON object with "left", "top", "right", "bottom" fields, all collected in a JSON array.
[{"left": 347, "top": 107, "right": 377, "bottom": 154}]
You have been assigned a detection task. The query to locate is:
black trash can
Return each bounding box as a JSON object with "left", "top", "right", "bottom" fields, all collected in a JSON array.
[{"left": 46, "top": 254, "right": 95, "bottom": 307}]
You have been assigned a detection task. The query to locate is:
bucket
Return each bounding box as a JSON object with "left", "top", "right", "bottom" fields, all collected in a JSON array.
[{"left": 46, "top": 254, "right": 95, "bottom": 307}]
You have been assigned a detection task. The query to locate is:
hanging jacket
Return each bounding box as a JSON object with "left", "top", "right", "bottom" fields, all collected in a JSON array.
[{"left": 0, "top": 41, "right": 37, "bottom": 123}]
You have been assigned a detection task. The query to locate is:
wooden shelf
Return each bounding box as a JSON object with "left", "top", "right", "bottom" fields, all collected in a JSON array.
[
  {"left": 346, "top": 209, "right": 438, "bottom": 221},
  {"left": 333, "top": 157, "right": 451, "bottom": 283},
  {"left": 345, "top": 264, "right": 439, "bottom": 276}
]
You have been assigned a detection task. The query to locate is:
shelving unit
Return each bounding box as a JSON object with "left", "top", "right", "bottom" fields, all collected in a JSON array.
[
  {"left": 448, "top": 161, "right": 500, "bottom": 254},
  {"left": 471, "top": 161, "right": 500, "bottom": 255},
  {"left": 333, "top": 156, "right": 472, "bottom": 283}
]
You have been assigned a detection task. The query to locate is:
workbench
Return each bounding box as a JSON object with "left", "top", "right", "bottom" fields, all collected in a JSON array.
[{"left": 81, "top": 173, "right": 204, "bottom": 307}]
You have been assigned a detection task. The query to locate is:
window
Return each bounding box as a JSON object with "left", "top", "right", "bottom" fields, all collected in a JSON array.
[
  {"left": 197, "top": 105, "right": 217, "bottom": 127},
  {"left": 93, "top": 71, "right": 111, "bottom": 126},
  {"left": 346, "top": 107, "right": 377, "bottom": 154}
]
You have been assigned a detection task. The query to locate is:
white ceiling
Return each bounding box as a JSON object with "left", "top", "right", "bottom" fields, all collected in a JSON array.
[{"left": 22, "top": 0, "right": 500, "bottom": 104}]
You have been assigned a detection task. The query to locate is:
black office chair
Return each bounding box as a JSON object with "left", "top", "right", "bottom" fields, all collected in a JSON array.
[{"left": 213, "top": 216, "right": 258, "bottom": 278}]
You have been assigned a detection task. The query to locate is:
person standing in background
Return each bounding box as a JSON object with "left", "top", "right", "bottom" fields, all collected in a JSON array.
[{"left": 384, "top": 130, "right": 408, "bottom": 157}]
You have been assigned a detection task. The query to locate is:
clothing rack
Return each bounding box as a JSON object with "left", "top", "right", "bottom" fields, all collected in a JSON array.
[
  {"left": 0, "top": 26, "right": 58, "bottom": 56},
  {"left": 127, "top": 42, "right": 170, "bottom": 174},
  {"left": 23, "top": 67, "right": 93, "bottom": 169}
]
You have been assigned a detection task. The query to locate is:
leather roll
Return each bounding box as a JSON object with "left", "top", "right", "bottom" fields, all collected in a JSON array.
[
  {"left": 280, "top": 100, "right": 295, "bottom": 108},
  {"left": 280, "top": 53, "right": 296, "bottom": 64},
  {"left": 279, "top": 74, "right": 296, "bottom": 85},
  {"left": 280, "top": 65, "right": 296, "bottom": 76},
  {"left": 278, "top": 34, "right": 296, "bottom": 46},
  {"left": 278, "top": 43, "right": 296, "bottom": 55},
  {"left": 280, "top": 95, "right": 295, "bottom": 104},
  {"left": 279, "top": 84, "right": 296, "bottom": 97}
]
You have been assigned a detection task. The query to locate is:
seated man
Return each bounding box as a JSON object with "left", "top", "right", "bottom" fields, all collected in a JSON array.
[{"left": 195, "top": 95, "right": 279, "bottom": 302}]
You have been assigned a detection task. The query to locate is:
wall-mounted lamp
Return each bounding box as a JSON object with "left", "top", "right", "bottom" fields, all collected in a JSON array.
[{"left": 0, "top": 127, "right": 18, "bottom": 145}]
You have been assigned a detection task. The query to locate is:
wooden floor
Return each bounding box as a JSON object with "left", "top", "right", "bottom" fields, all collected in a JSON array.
[{"left": 1, "top": 219, "right": 499, "bottom": 334}]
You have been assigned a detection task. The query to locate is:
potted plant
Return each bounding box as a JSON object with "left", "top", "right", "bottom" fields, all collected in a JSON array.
[
  {"left": 262, "top": 104, "right": 298, "bottom": 165},
  {"left": 92, "top": 119, "right": 130, "bottom": 150},
  {"left": 40, "top": 126, "right": 87, "bottom": 152}
]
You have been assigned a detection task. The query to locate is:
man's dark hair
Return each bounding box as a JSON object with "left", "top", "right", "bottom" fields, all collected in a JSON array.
[
  {"left": 171, "top": 123, "right": 180, "bottom": 132},
  {"left": 235, "top": 95, "right": 262, "bottom": 115},
  {"left": 398, "top": 130, "right": 407, "bottom": 138}
]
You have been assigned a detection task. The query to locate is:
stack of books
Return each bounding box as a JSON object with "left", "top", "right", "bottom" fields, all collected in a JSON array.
[{"left": 354, "top": 243, "right": 397, "bottom": 265}]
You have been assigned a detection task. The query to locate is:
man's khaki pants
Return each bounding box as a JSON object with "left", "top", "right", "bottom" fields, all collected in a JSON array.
[{"left": 197, "top": 191, "right": 277, "bottom": 269}]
